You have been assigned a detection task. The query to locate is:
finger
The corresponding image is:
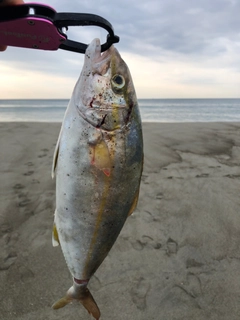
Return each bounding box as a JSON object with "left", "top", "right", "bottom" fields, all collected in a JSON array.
[
  {"left": 0, "top": 0, "right": 24, "bottom": 50},
  {"left": 0, "top": 0, "right": 24, "bottom": 6},
  {"left": 0, "top": 45, "right": 7, "bottom": 51}
]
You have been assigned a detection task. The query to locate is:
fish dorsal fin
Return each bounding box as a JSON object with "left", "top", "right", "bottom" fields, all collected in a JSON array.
[{"left": 52, "top": 128, "right": 62, "bottom": 178}]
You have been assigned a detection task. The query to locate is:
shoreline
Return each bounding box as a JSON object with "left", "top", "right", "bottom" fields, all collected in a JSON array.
[
  {"left": 1, "top": 121, "right": 240, "bottom": 319},
  {"left": 1, "top": 120, "right": 240, "bottom": 123}
]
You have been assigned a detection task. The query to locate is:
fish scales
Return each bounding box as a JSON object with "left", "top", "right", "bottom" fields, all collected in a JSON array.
[{"left": 52, "top": 38, "right": 143, "bottom": 319}]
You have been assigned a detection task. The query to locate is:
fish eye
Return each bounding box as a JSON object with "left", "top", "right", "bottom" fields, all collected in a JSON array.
[{"left": 111, "top": 74, "right": 125, "bottom": 89}]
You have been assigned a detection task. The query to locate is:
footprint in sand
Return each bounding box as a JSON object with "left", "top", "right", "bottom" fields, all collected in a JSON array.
[
  {"left": 156, "top": 192, "right": 163, "bottom": 200},
  {"left": 25, "top": 161, "right": 34, "bottom": 167},
  {"left": 0, "top": 234, "right": 19, "bottom": 270},
  {"left": 17, "top": 192, "right": 31, "bottom": 207},
  {"left": 0, "top": 252, "right": 17, "bottom": 270},
  {"left": 38, "top": 148, "right": 49, "bottom": 158},
  {"left": 13, "top": 183, "right": 25, "bottom": 190},
  {"left": 186, "top": 258, "right": 204, "bottom": 269},
  {"left": 130, "top": 277, "right": 151, "bottom": 310},
  {"left": 224, "top": 174, "right": 240, "bottom": 179},
  {"left": 131, "top": 235, "right": 161, "bottom": 251},
  {"left": 31, "top": 179, "right": 40, "bottom": 184},
  {"left": 195, "top": 173, "right": 209, "bottom": 178},
  {"left": 176, "top": 273, "right": 202, "bottom": 300},
  {"left": 23, "top": 171, "right": 34, "bottom": 176},
  {"left": 142, "top": 235, "right": 161, "bottom": 249},
  {"left": 19, "top": 265, "right": 35, "bottom": 282},
  {"left": 141, "top": 174, "right": 149, "bottom": 184},
  {"left": 142, "top": 210, "right": 159, "bottom": 223},
  {"left": 0, "top": 223, "right": 11, "bottom": 235},
  {"left": 18, "top": 198, "right": 31, "bottom": 207},
  {"left": 166, "top": 238, "right": 178, "bottom": 255}
]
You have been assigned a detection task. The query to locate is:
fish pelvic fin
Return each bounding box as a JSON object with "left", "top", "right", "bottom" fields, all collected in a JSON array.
[{"left": 52, "top": 282, "right": 100, "bottom": 320}]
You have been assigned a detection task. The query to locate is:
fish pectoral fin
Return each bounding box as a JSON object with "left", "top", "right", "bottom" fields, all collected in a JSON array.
[
  {"left": 90, "top": 139, "right": 111, "bottom": 177},
  {"left": 128, "top": 189, "right": 140, "bottom": 216},
  {"left": 52, "top": 222, "right": 60, "bottom": 247}
]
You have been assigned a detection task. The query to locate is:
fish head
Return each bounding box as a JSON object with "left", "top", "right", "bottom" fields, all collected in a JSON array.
[{"left": 73, "top": 38, "right": 137, "bottom": 131}]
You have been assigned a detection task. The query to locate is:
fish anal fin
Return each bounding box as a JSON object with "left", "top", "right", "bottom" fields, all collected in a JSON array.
[
  {"left": 128, "top": 189, "right": 140, "bottom": 216},
  {"left": 52, "top": 222, "right": 60, "bottom": 247}
]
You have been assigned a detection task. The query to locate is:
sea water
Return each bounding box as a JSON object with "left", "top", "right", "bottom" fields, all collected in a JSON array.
[{"left": 0, "top": 99, "right": 239, "bottom": 122}]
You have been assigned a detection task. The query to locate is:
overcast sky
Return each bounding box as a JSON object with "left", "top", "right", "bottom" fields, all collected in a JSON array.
[{"left": 0, "top": 0, "right": 240, "bottom": 99}]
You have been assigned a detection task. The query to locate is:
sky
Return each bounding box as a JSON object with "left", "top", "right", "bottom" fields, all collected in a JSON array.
[{"left": 0, "top": 0, "right": 240, "bottom": 99}]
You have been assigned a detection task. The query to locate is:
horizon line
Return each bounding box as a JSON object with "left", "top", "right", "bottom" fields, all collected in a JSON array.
[{"left": 0, "top": 97, "right": 240, "bottom": 100}]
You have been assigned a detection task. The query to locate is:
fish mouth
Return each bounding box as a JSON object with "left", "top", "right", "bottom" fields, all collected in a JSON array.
[
  {"left": 90, "top": 99, "right": 126, "bottom": 110},
  {"left": 86, "top": 38, "right": 113, "bottom": 63},
  {"left": 85, "top": 38, "right": 114, "bottom": 65},
  {"left": 85, "top": 38, "right": 116, "bottom": 77}
]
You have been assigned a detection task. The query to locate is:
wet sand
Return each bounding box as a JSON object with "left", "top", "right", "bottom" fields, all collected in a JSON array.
[{"left": 1, "top": 122, "right": 240, "bottom": 320}]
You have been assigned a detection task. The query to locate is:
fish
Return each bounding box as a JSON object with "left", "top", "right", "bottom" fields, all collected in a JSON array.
[{"left": 51, "top": 38, "right": 143, "bottom": 319}]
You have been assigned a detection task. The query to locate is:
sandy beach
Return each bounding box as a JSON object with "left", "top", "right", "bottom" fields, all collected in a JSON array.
[{"left": 1, "top": 121, "right": 240, "bottom": 320}]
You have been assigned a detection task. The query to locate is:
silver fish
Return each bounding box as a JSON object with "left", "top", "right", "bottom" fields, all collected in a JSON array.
[{"left": 52, "top": 38, "right": 143, "bottom": 319}]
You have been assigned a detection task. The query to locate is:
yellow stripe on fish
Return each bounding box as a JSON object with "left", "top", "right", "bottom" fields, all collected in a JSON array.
[{"left": 83, "top": 172, "right": 111, "bottom": 278}]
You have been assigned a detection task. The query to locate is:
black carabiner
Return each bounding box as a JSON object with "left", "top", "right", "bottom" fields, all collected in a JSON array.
[{"left": 54, "top": 13, "right": 120, "bottom": 53}]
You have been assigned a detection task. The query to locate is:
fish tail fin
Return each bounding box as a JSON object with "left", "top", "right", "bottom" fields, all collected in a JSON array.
[
  {"left": 52, "top": 283, "right": 100, "bottom": 320},
  {"left": 81, "top": 288, "right": 100, "bottom": 319},
  {"left": 52, "top": 296, "right": 72, "bottom": 309}
]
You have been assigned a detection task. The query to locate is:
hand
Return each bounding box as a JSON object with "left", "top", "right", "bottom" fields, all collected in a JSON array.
[{"left": 0, "top": 0, "right": 24, "bottom": 51}]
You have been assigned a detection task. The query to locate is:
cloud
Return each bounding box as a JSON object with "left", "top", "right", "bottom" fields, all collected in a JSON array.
[{"left": 0, "top": 0, "right": 239, "bottom": 98}]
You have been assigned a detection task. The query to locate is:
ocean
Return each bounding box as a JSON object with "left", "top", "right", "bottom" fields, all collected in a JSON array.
[{"left": 0, "top": 99, "right": 239, "bottom": 123}]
